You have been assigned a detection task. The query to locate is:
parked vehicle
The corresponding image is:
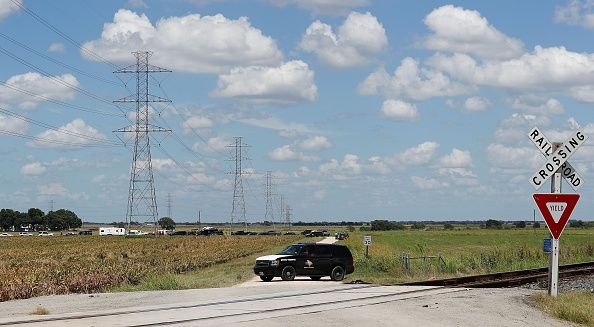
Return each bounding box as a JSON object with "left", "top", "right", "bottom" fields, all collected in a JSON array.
[
  {"left": 301, "top": 229, "right": 312, "bottom": 235},
  {"left": 231, "top": 230, "right": 250, "bottom": 236},
  {"left": 170, "top": 230, "right": 188, "bottom": 236},
  {"left": 284, "top": 231, "right": 297, "bottom": 235},
  {"left": 306, "top": 230, "right": 324, "bottom": 237},
  {"left": 258, "top": 230, "right": 280, "bottom": 236},
  {"left": 99, "top": 227, "right": 125, "bottom": 236},
  {"left": 335, "top": 232, "right": 349, "bottom": 240},
  {"left": 38, "top": 231, "right": 54, "bottom": 236},
  {"left": 0, "top": 233, "right": 12, "bottom": 237},
  {"left": 127, "top": 229, "right": 148, "bottom": 236},
  {"left": 253, "top": 243, "right": 354, "bottom": 282},
  {"left": 19, "top": 232, "right": 33, "bottom": 236},
  {"left": 78, "top": 230, "right": 92, "bottom": 235},
  {"left": 199, "top": 227, "right": 224, "bottom": 236}
]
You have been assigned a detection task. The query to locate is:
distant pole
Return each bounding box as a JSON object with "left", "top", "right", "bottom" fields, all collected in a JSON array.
[
  {"left": 549, "top": 143, "right": 562, "bottom": 297},
  {"left": 198, "top": 210, "right": 201, "bottom": 225},
  {"left": 49, "top": 199, "right": 54, "bottom": 212},
  {"left": 167, "top": 193, "right": 172, "bottom": 219}
]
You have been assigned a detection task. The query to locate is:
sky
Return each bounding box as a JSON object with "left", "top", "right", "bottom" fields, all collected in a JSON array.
[{"left": 2, "top": 0, "right": 594, "bottom": 223}]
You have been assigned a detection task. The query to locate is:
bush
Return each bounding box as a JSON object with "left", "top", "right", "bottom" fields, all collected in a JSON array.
[
  {"left": 370, "top": 220, "right": 404, "bottom": 231},
  {"left": 533, "top": 222, "right": 541, "bottom": 228},
  {"left": 411, "top": 222, "right": 426, "bottom": 230},
  {"left": 444, "top": 223, "right": 454, "bottom": 230},
  {"left": 570, "top": 220, "right": 585, "bottom": 228},
  {"left": 485, "top": 219, "right": 503, "bottom": 229},
  {"left": 514, "top": 221, "right": 526, "bottom": 229}
]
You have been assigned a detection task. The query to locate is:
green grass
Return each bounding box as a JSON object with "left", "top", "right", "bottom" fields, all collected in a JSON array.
[
  {"left": 532, "top": 291, "right": 594, "bottom": 327},
  {"left": 340, "top": 228, "right": 594, "bottom": 284}
]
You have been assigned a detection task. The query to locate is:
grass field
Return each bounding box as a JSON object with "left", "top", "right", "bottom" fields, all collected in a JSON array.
[
  {"left": 532, "top": 291, "right": 594, "bottom": 327},
  {"left": 0, "top": 235, "right": 299, "bottom": 302},
  {"left": 340, "top": 228, "right": 594, "bottom": 284}
]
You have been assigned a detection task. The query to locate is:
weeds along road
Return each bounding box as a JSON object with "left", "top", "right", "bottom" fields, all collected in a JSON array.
[{"left": 238, "top": 236, "right": 340, "bottom": 287}]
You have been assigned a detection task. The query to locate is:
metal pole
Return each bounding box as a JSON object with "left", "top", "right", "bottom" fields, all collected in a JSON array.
[
  {"left": 365, "top": 245, "right": 369, "bottom": 258},
  {"left": 549, "top": 142, "right": 562, "bottom": 297}
]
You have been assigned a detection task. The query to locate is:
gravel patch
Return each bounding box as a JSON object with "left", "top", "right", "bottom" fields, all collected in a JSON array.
[{"left": 523, "top": 275, "right": 594, "bottom": 293}]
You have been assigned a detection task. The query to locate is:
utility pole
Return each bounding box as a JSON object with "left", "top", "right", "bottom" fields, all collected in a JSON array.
[
  {"left": 285, "top": 204, "right": 292, "bottom": 230},
  {"left": 198, "top": 210, "right": 201, "bottom": 225},
  {"left": 264, "top": 171, "right": 275, "bottom": 229},
  {"left": 227, "top": 137, "right": 249, "bottom": 232},
  {"left": 279, "top": 195, "right": 284, "bottom": 228},
  {"left": 49, "top": 199, "right": 54, "bottom": 212},
  {"left": 113, "top": 51, "right": 171, "bottom": 235}
]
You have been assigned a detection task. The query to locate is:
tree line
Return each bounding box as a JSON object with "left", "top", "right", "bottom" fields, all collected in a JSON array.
[{"left": 0, "top": 208, "right": 82, "bottom": 232}]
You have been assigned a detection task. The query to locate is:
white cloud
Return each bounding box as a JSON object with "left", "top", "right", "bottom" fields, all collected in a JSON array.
[
  {"left": 380, "top": 99, "right": 419, "bottom": 121},
  {"left": 82, "top": 9, "right": 283, "bottom": 74},
  {"left": 37, "top": 183, "right": 67, "bottom": 197},
  {"left": 235, "top": 115, "right": 315, "bottom": 135},
  {"left": 152, "top": 158, "right": 176, "bottom": 171},
  {"left": 313, "top": 190, "right": 327, "bottom": 200},
  {"left": 494, "top": 113, "right": 551, "bottom": 144},
  {"left": 193, "top": 136, "right": 228, "bottom": 153},
  {"left": 439, "top": 148, "right": 472, "bottom": 168},
  {"left": 509, "top": 95, "right": 564, "bottom": 115},
  {"left": 428, "top": 47, "right": 594, "bottom": 101},
  {"left": 21, "top": 162, "right": 47, "bottom": 176},
  {"left": 126, "top": 0, "right": 148, "bottom": 8},
  {"left": 211, "top": 61, "right": 317, "bottom": 104},
  {"left": 299, "top": 136, "right": 332, "bottom": 150},
  {"left": 358, "top": 57, "right": 476, "bottom": 101},
  {"left": 269, "top": 0, "right": 369, "bottom": 15},
  {"left": 391, "top": 141, "right": 439, "bottom": 166},
  {"left": 181, "top": 115, "right": 213, "bottom": 134},
  {"left": 48, "top": 42, "right": 66, "bottom": 53},
  {"left": 0, "top": 72, "right": 78, "bottom": 109},
  {"left": 269, "top": 145, "right": 298, "bottom": 161},
  {"left": 487, "top": 143, "right": 539, "bottom": 169},
  {"left": 300, "top": 12, "right": 387, "bottom": 67},
  {"left": 319, "top": 154, "right": 362, "bottom": 176},
  {"left": 28, "top": 119, "right": 107, "bottom": 149},
  {"left": 0, "top": 114, "right": 29, "bottom": 133},
  {"left": 463, "top": 96, "right": 491, "bottom": 112},
  {"left": 269, "top": 145, "right": 319, "bottom": 162},
  {"left": 91, "top": 175, "right": 106, "bottom": 183},
  {"left": 554, "top": 0, "right": 594, "bottom": 29},
  {"left": 423, "top": 5, "right": 524, "bottom": 60},
  {"left": 411, "top": 176, "right": 447, "bottom": 190},
  {"left": 0, "top": 0, "right": 20, "bottom": 21}
]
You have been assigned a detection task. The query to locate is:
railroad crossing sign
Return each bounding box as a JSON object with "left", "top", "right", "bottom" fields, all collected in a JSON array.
[
  {"left": 528, "top": 128, "right": 588, "bottom": 190},
  {"left": 533, "top": 193, "right": 579, "bottom": 239}
]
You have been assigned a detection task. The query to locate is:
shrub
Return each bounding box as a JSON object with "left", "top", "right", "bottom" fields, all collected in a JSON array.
[
  {"left": 485, "top": 219, "right": 503, "bottom": 229},
  {"left": 444, "top": 223, "right": 454, "bottom": 230},
  {"left": 514, "top": 221, "right": 526, "bottom": 229}
]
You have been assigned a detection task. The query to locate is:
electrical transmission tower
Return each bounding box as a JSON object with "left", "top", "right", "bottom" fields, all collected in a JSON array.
[
  {"left": 285, "top": 204, "right": 292, "bottom": 229},
  {"left": 167, "top": 193, "right": 172, "bottom": 218},
  {"left": 227, "top": 137, "right": 250, "bottom": 231},
  {"left": 114, "top": 51, "right": 171, "bottom": 233},
  {"left": 264, "top": 171, "right": 275, "bottom": 228}
]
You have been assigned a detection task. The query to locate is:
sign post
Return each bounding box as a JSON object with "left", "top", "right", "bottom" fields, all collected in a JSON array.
[
  {"left": 363, "top": 236, "right": 372, "bottom": 258},
  {"left": 529, "top": 127, "right": 586, "bottom": 297}
]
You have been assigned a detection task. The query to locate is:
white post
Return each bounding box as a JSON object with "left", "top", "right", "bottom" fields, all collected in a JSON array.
[{"left": 549, "top": 142, "right": 562, "bottom": 297}]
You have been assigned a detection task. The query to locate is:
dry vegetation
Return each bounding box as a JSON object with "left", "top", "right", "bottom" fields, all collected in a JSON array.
[{"left": 0, "top": 235, "right": 297, "bottom": 302}]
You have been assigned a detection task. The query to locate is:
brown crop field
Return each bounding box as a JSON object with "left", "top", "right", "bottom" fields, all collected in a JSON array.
[{"left": 0, "top": 235, "right": 298, "bottom": 302}]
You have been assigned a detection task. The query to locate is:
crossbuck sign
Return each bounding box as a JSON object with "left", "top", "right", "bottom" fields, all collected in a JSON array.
[{"left": 528, "top": 127, "right": 588, "bottom": 190}]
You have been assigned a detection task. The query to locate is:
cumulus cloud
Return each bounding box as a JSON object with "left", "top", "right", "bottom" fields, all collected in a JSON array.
[
  {"left": 211, "top": 60, "right": 317, "bottom": 104},
  {"left": 509, "top": 95, "right": 564, "bottom": 115},
  {"left": 390, "top": 141, "right": 439, "bottom": 166},
  {"left": 28, "top": 119, "right": 107, "bottom": 149},
  {"left": 358, "top": 57, "right": 475, "bottom": 101},
  {"left": 423, "top": 5, "right": 524, "bottom": 60},
  {"left": 82, "top": 9, "right": 283, "bottom": 74},
  {"left": 269, "top": 145, "right": 318, "bottom": 161},
  {"left": 463, "top": 96, "right": 491, "bottom": 112},
  {"left": 0, "top": 72, "right": 78, "bottom": 109},
  {"left": 487, "top": 143, "right": 539, "bottom": 170},
  {"left": 428, "top": 47, "right": 594, "bottom": 101},
  {"left": 411, "top": 176, "right": 447, "bottom": 190},
  {"left": 0, "top": 114, "right": 29, "bottom": 134},
  {"left": 269, "top": 0, "right": 369, "bottom": 15},
  {"left": 193, "top": 136, "right": 229, "bottom": 153},
  {"left": 299, "top": 136, "right": 332, "bottom": 150},
  {"left": 48, "top": 42, "right": 66, "bottom": 53},
  {"left": 554, "top": 0, "right": 594, "bottom": 28},
  {"left": 0, "top": 0, "right": 20, "bottom": 21},
  {"left": 380, "top": 99, "right": 419, "bottom": 121},
  {"left": 439, "top": 148, "right": 472, "bottom": 168},
  {"left": 151, "top": 158, "right": 176, "bottom": 171},
  {"left": 181, "top": 115, "right": 213, "bottom": 134},
  {"left": 300, "top": 12, "right": 387, "bottom": 67},
  {"left": 21, "top": 162, "right": 47, "bottom": 176}
]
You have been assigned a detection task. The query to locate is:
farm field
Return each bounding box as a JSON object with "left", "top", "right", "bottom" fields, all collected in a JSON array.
[
  {"left": 0, "top": 235, "right": 299, "bottom": 302},
  {"left": 341, "top": 228, "right": 594, "bottom": 284}
]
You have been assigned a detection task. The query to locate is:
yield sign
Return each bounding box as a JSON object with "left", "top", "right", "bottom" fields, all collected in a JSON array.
[{"left": 533, "top": 193, "right": 579, "bottom": 239}]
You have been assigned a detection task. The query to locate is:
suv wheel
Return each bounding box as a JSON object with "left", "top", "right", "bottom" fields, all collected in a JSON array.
[
  {"left": 281, "top": 265, "right": 296, "bottom": 281},
  {"left": 330, "top": 266, "right": 345, "bottom": 281},
  {"left": 260, "top": 275, "right": 273, "bottom": 282}
]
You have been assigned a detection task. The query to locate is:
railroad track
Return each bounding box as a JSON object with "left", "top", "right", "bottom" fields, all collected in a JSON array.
[{"left": 401, "top": 260, "right": 594, "bottom": 288}]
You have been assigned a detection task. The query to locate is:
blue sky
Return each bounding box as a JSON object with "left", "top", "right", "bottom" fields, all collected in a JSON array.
[{"left": 2, "top": 0, "right": 594, "bottom": 223}]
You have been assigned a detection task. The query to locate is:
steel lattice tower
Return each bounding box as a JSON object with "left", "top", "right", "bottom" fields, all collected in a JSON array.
[
  {"left": 114, "top": 51, "right": 171, "bottom": 232},
  {"left": 285, "top": 204, "right": 292, "bottom": 229},
  {"left": 228, "top": 137, "right": 249, "bottom": 231},
  {"left": 264, "top": 171, "right": 275, "bottom": 227}
]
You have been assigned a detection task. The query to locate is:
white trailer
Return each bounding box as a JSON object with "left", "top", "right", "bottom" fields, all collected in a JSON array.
[{"left": 99, "top": 227, "right": 126, "bottom": 236}]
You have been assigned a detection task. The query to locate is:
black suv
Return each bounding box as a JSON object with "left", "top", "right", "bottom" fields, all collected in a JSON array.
[{"left": 253, "top": 243, "right": 354, "bottom": 282}]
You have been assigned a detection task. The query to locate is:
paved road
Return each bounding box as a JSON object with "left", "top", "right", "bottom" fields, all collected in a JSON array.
[{"left": 238, "top": 236, "right": 339, "bottom": 287}]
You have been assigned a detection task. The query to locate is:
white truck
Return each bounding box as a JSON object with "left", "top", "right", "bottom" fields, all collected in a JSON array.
[{"left": 99, "top": 227, "right": 126, "bottom": 236}]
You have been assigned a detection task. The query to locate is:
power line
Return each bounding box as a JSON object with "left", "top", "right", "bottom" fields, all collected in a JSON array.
[{"left": 0, "top": 130, "right": 121, "bottom": 148}]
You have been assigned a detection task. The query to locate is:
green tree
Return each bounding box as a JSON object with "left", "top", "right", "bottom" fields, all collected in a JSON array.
[
  {"left": 46, "top": 209, "right": 82, "bottom": 230},
  {"left": 485, "top": 219, "right": 503, "bottom": 229},
  {"left": 570, "top": 220, "right": 585, "bottom": 228},
  {"left": 444, "top": 223, "right": 454, "bottom": 230},
  {"left": 514, "top": 221, "right": 526, "bottom": 229},
  {"left": 158, "top": 217, "right": 176, "bottom": 230},
  {"left": 370, "top": 220, "right": 404, "bottom": 231},
  {"left": 533, "top": 221, "right": 541, "bottom": 228},
  {"left": 411, "top": 222, "right": 426, "bottom": 230},
  {"left": 28, "top": 208, "right": 45, "bottom": 228},
  {"left": 0, "top": 209, "right": 17, "bottom": 231}
]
